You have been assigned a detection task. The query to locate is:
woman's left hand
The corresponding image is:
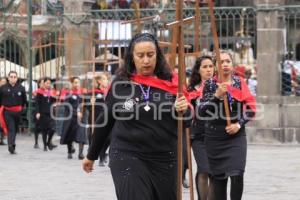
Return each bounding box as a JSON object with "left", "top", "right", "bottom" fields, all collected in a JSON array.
[
  {"left": 82, "top": 158, "right": 94, "bottom": 173},
  {"left": 225, "top": 122, "right": 241, "bottom": 135},
  {"left": 175, "top": 95, "right": 189, "bottom": 113}
]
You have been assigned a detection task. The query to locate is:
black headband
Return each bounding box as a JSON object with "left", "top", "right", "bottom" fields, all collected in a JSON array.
[{"left": 131, "top": 33, "right": 157, "bottom": 45}]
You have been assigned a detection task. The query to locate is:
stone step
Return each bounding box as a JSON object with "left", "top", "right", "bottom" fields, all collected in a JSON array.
[{"left": 246, "top": 127, "right": 300, "bottom": 144}]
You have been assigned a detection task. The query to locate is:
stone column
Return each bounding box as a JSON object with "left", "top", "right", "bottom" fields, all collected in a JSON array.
[
  {"left": 248, "top": 0, "right": 286, "bottom": 143},
  {"left": 63, "top": 0, "right": 95, "bottom": 77},
  {"left": 249, "top": 0, "right": 300, "bottom": 144},
  {"left": 256, "top": 0, "right": 285, "bottom": 96}
]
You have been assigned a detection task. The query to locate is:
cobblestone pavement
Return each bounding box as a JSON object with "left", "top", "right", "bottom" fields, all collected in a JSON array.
[{"left": 0, "top": 134, "right": 300, "bottom": 200}]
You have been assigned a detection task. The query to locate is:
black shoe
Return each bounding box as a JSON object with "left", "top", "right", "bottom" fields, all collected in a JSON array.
[
  {"left": 34, "top": 143, "right": 39, "bottom": 149},
  {"left": 98, "top": 160, "right": 105, "bottom": 167},
  {"left": 8, "top": 145, "right": 16, "bottom": 154},
  {"left": 47, "top": 143, "right": 57, "bottom": 151},
  {"left": 103, "top": 154, "right": 108, "bottom": 163},
  {"left": 44, "top": 146, "right": 48, "bottom": 151},
  {"left": 78, "top": 153, "right": 84, "bottom": 160},
  {"left": 71, "top": 147, "right": 75, "bottom": 154},
  {"left": 68, "top": 153, "right": 73, "bottom": 159}
]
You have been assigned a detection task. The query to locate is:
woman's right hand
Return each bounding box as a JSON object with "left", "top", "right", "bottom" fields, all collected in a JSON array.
[
  {"left": 215, "top": 83, "right": 228, "bottom": 98},
  {"left": 82, "top": 157, "right": 94, "bottom": 173},
  {"left": 36, "top": 113, "right": 40, "bottom": 120}
]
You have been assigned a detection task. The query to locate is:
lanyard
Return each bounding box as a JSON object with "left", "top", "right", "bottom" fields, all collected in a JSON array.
[{"left": 139, "top": 85, "right": 151, "bottom": 111}]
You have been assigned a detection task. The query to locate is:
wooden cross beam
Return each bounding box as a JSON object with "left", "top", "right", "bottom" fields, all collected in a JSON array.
[
  {"left": 31, "top": 38, "right": 48, "bottom": 79},
  {"left": 121, "top": 15, "right": 156, "bottom": 25},
  {"left": 102, "top": 29, "right": 109, "bottom": 71},
  {"left": 167, "top": 1, "right": 195, "bottom": 200},
  {"left": 166, "top": 15, "right": 197, "bottom": 69},
  {"left": 31, "top": 43, "right": 53, "bottom": 49},
  {"left": 57, "top": 27, "right": 118, "bottom": 78},
  {"left": 31, "top": 33, "right": 65, "bottom": 80},
  {"left": 132, "top": 0, "right": 141, "bottom": 33},
  {"left": 194, "top": 0, "right": 201, "bottom": 52},
  {"left": 175, "top": 1, "right": 184, "bottom": 198},
  {"left": 65, "top": 31, "right": 73, "bottom": 78},
  {"left": 57, "top": 25, "right": 114, "bottom": 46},
  {"left": 91, "top": 46, "right": 96, "bottom": 134},
  {"left": 80, "top": 59, "right": 119, "bottom": 66},
  {"left": 121, "top": 0, "right": 164, "bottom": 35},
  {"left": 55, "top": 31, "right": 63, "bottom": 83},
  {"left": 78, "top": 27, "right": 121, "bottom": 134},
  {"left": 207, "top": 0, "right": 231, "bottom": 126},
  {"left": 158, "top": 41, "right": 192, "bottom": 49},
  {"left": 165, "top": 16, "right": 195, "bottom": 28},
  {"left": 58, "top": 36, "right": 114, "bottom": 46},
  {"left": 79, "top": 29, "right": 122, "bottom": 72}
]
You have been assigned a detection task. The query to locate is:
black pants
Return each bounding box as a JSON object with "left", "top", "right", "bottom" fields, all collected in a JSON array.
[{"left": 4, "top": 111, "right": 21, "bottom": 146}]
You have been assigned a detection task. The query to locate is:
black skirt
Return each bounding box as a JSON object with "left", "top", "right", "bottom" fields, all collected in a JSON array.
[
  {"left": 60, "top": 115, "right": 88, "bottom": 144},
  {"left": 37, "top": 114, "right": 55, "bottom": 133},
  {"left": 109, "top": 149, "right": 177, "bottom": 200},
  {"left": 192, "top": 139, "right": 210, "bottom": 173},
  {"left": 204, "top": 124, "right": 247, "bottom": 179}
]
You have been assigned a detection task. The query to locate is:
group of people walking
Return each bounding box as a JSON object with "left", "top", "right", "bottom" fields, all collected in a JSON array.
[
  {"left": 0, "top": 32, "right": 256, "bottom": 200},
  {"left": 0, "top": 71, "right": 110, "bottom": 162}
]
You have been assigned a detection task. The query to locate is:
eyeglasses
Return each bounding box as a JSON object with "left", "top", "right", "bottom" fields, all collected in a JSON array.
[{"left": 9, "top": 76, "right": 17, "bottom": 78}]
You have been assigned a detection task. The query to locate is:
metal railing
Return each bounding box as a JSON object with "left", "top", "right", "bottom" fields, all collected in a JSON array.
[{"left": 1, "top": 4, "right": 300, "bottom": 94}]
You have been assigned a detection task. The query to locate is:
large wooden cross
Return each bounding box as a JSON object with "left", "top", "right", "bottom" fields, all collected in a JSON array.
[
  {"left": 79, "top": 29, "right": 122, "bottom": 134},
  {"left": 32, "top": 39, "right": 48, "bottom": 78},
  {"left": 57, "top": 29, "right": 118, "bottom": 75},
  {"left": 166, "top": 1, "right": 195, "bottom": 200},
  {"left": 166, "top": 15, "right": 195, "bottom": 69},
  {"left": 80, "top": 31, "right": 122, "bottom": 72},
  {"left": 163, "top": 1, "right": 203, "bottom": 68},
  {"left": 31, "top": 37, "right": 64, "bottom": 80}
]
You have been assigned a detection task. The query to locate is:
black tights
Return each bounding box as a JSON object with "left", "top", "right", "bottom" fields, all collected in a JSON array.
[
  {"left": 42, "top": 130, "right": 54, "bottom": 147},
  {"left": 67, "top": 142, "right": 73, "bottom": 153},
  {"left": 209, "top": 174, "right": 244, "bottom": 200},
  {"left": 195, "top": 172, "right": 209, "bottom": 200},
  {"left": 67, "top": 142, "right": 84, "bottom": 155},
  {"left": 34, "top": 130, "right": 39, "bottom": 145}
]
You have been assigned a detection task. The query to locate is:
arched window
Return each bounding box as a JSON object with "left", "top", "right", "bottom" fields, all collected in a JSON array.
[{"left": 0, "top": 37, "right": 24, "bottom": 66}]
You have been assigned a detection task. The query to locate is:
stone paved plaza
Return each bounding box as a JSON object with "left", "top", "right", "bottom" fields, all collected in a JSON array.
[{"left": 0, "top": 134, "right": 300, "bottom": 200}]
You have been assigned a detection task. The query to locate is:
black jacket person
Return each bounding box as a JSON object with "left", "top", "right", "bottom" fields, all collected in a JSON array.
[
  {"left": 35, "top": 77, "right": 58, "bottom": 151},
  {"left": 0, "top": 71, "right": 27, "bottom": 154}
]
